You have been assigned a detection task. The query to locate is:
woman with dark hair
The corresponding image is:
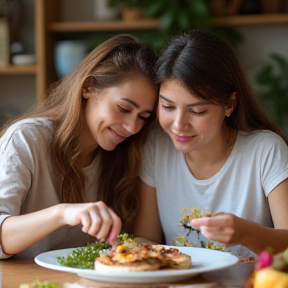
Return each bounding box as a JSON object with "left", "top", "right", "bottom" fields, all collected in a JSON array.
[
  {"left": 134, "top": 29, "right": 288, "bottom": 257},
  {"left": 0, "top": 34, "right": 158, "bottom": 259}
]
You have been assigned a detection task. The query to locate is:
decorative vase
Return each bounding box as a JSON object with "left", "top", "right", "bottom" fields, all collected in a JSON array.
[
  {"left": 54, "top": 40, "right": 88, "bottom": 78},
  {"left": 93, "top": 0, "right": 120, "bottom": 21},
  {"left": 120, "top": 5, "right": 144, "bottom": 21}
]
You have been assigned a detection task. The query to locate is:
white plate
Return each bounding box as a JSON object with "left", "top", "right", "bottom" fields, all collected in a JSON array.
[{"left": 35, "top": 246, "right": 239, "bottom": 284}]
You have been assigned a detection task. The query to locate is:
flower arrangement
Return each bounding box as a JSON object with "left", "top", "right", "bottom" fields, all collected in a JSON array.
[
  {"left": 175, "top": 207, "right": 224, "bottom": 250},
  {"left": 247, "top": 248, "right": 288, "bottom": 288}
]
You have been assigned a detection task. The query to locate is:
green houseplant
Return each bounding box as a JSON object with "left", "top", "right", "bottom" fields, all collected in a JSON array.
[
  {"left": 109, "top": 0, "right": 145, "bottom": 20},
  {"left": 145, "top": 0, "right": 243, "bottom": 49},
  {"left": 254, "top": 53, "right": 288, "bottom": 135},
  {"left": 111, "top": 0, "right": 211, "bottom": 28},
  {"left": 144, "top": 0, "right": 210, "bottom": 31},
  {"left": 110, "top": 0, "right": 243, "bottom": 52},
  {"left": 110, "top": 0, "right": 212, "bottom": 51}
]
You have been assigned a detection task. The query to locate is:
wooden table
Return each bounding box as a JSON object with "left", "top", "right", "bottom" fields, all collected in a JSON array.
[{"left": 0, "top": 259, "right": 254, "bottom": 288}]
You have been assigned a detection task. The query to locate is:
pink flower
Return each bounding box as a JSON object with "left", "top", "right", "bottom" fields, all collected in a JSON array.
[{"left": 255, "top": 251, "right": 273, "bottom": 271}]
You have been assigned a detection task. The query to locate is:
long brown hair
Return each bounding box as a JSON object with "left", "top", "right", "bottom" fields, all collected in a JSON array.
[
  {"left": 155, "top": 29, "right": 288, "bottom": 144},
  {"left": 1, "top": 34, "right": 158, "bottom": 232}
]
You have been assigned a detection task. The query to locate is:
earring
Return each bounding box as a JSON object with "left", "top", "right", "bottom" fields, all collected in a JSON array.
[{"left": 225, "top": 107, "right": 234, "bottom": 117}]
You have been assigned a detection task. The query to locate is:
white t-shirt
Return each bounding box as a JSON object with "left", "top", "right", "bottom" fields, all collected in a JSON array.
[
  {"left": 140, "top": 126, "right": 288, "bottom": 257},
  {"left": 0, "top": 118, "right": 100, "bottom": 259}
]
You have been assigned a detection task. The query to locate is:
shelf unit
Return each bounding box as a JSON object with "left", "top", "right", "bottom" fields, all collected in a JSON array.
[
  {"left": 48, "top": 18, "right": 162, "bottom": 32},
  {"left": 213, "top": 13, "right": 288, "bottom": 26},
  {"left": 1, "top": 0, "right": 288, "bottom": 103},
  {"left": 0, "top": 64, "right": 37, "bottom": 75},
  {"left": 48, "top": 14, "right": 288, "bottom": 33}
]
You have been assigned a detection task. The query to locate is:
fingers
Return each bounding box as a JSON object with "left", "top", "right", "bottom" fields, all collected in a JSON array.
[
  {"left": 200, "top": 226, "right": 228, "bottom": 243},
  {"left": 190, "top": 217, "right": 226, "bottom": 241},
  {"left": 189, "top": 213, "right": 236, "bottom": 244},
  {"left": 190, "top": 213, "right": 231, "bottom": 228},
  {"left": 105, "top": 208, "right": 122, "bottom": 245},
  {"left": 190, "top": 216, "right": 211, "bottom": 227},
  {"left": 64, "top": 202, "right": 122, "bottom": 244}
]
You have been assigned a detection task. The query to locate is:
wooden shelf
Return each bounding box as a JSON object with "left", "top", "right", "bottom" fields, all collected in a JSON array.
[
  {"left": 0, "top": 64, "right": 37, "bottom": 75},
  {"left": 213, "top": 14, "right": 288, "bottom": 26},
  {"left": 47, "top": 14, "right": 288, "bottom": 33},
  {"left": 48, "top": 19, "right": 162, "bottom": 32}
]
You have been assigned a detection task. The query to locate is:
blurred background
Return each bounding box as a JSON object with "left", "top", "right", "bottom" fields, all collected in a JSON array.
[{"left": 0, "top": 0, "right": 287, "bottom": 135}]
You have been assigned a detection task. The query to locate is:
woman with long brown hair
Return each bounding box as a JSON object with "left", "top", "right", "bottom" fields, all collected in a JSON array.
[{"left": 0, "top": 34, "right": 158, "bottom": 259}]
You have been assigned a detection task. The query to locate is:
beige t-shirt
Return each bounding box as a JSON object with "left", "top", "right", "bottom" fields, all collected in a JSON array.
[{"left": 0, "top": 118, "right": 100, "bottom": 259}]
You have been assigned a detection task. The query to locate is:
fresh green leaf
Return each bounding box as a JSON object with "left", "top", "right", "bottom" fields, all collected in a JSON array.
[
  {"left": 161, "top": 10, "right": 176, "bottom": 31},
  {"left": 57, "top": 232, "right": 135, "bottom": 269},
  {"left": 32, "top": 279, "right": 62, "bottom": 288},
  {"left": 144, "top": 1, "right": 164, "bottom": 18},
  {"left": 57, "top": 241, "right": 111, "bottom": 269}
]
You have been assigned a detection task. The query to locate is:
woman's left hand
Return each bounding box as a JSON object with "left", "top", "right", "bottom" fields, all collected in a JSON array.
[{"left": 190, "top": 212, "right": 246, "bottom": 245}]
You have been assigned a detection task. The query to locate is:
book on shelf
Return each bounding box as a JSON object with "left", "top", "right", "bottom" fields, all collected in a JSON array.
[{"left": 0, "top": 18, "right": 10, "bottom": 67}]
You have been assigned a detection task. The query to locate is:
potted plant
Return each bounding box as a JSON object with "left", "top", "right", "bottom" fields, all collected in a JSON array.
[
  {"left": 145, "top": 0, "right": 244, "bottom": 51},
  {"left": 254, "top": 53, "right": 288, "bottom": 135},
  {"left": 144, "top": 0, "right": 211, "bottom": 32},
  {"left": 110, "top": 0, "right": 243, "bottom": 51},
  {"left": 109, "top": 0, "right": 145, "bottom": 20}
]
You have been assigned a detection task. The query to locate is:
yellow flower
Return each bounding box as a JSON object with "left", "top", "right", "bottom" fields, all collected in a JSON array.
[
  {"left": 174, "top": 236, "right": 195, "bottom": 247},
  {"left": 182, "top": 208, "right": 188, "bottom": 215},
  {"left": 179, "top": 207, "right": 205, "bottom": 226},
  {"left": 206, "top": 242, "right": 226, "bottom": 250},
  {"left": 179, "top": 217, "right": 186, "bottom": 224},
  {"left": 191, "top": 207, "right": 202, "bottom": 218}
]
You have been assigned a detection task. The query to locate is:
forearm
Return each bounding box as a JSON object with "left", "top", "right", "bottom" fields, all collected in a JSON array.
[
  {"left": 134, "top": 181, "right": 163, "bottom": 244},
  {"left": 1, "top": 204, "right": 65, "bottom": 255},
  {"left": 242, "top": 220, "right": 288, "bottom": 254}
]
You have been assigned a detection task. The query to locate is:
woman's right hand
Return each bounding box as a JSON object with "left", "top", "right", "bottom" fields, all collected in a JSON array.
[{"left": 62, "top": 201, "right": 122, "bottom": 244}]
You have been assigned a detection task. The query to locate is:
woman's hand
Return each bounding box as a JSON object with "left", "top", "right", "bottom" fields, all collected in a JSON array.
[
  {"left": 1, "top": 202, "right": 121, "bottom": 256},
  {"left": 62, "top": 201, "right": 122, "bottom": 244},
  {"left": 190, "top": 212, "right": 246, "bottom": 245}
]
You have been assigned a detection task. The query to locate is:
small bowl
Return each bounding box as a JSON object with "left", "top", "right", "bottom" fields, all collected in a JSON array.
[{"left": 12, "top": 54, "right": 36, "bottom": 65}]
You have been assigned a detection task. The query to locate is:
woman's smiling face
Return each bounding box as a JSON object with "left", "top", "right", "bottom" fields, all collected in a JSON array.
[
  {"left": 83, "top": 75, "right": 157, "bottom": 151},
  {"left": 158, "top": 79, "right": 226, "bottom": 154}
]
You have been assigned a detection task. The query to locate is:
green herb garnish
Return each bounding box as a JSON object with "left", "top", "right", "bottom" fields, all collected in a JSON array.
[
  {"left": 25, "top": 279, "right": 62, "bottom": 288},
  {"left": 116, "top": 232, "right": 135, "bottom": 244},
  {"left": 57, "top": 241, "right": 111, "bottom": 269},
  {"left": 57, "top": 232, "right": 135, "bottom": 269}
]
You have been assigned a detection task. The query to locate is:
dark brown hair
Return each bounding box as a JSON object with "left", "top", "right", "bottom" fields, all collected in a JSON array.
[
  {"left": 1, "top": 34, "right": 158, "bottom": 232},
  {"left": 155, "top": 29, "right": 287, "bottom": 144}
]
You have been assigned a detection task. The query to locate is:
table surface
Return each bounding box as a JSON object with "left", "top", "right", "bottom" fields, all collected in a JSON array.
[{"left": 0, "top": 258, "right": 255, "bottom": 288}]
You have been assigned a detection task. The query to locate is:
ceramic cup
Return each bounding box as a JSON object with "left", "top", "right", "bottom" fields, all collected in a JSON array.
[
  {"left": 94, "top": 0, "right": 120, "bottom": 21},
  {"left": 54, "top": 40, "right": 89, "bottom": 78}
]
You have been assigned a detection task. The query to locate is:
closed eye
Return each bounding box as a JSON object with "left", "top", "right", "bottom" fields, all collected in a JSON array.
[
  {"left": 162, "top": 105, "right": 174, "bottom": 110},
  {"left": 139, "top": 115, "right": 150, "bottom": 121},
  {"left": 188, "top": 109, "right": 206, "bottom": 115},
  {"left": 119, "top": 105, "right": 150, "bottom": 121},
  {"left": 118, "top": 105, "right": 130, "bottom": 113}
]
